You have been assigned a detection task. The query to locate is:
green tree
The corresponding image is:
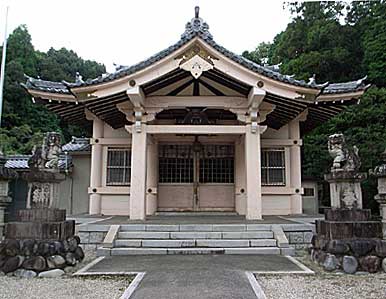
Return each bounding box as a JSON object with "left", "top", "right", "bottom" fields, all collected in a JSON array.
[
  {"left": 0, "top": 25, "right": 106, "bottom": 154},
  {"left": 242, "top": 42, "right": 273, "bottom": 65},
  {"left": 244, "top": 1, "right": 386, "bottom": 210}
]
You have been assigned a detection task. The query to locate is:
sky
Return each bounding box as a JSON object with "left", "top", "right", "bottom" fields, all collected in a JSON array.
[{"left": 0, "top": 0, "right": 292, "bottom": 73}]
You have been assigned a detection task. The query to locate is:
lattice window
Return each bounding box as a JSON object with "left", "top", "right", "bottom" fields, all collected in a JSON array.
[
  {"left": 199, "top": 145, "right": 234, "bottom": 183},
  {"left": 261, "top": 148, "right": 286, "bottom": 186},
  {"left": 159, "top": 145, "right": 194, "bottom": 183},
  {"left": 304, "top": 188, "right": 315, "bottom": 197},
  {"left": 106, "top": 148, "right": 131, "bottom": 186}
]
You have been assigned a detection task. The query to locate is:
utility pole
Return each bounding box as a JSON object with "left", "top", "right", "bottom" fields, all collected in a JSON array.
[{"left": 0, "top": 6, "right": 9, "bottom": 127}]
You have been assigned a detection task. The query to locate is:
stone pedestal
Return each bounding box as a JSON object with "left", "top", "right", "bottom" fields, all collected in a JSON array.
[
  {"left": 5, "top": 208, "right": 74, "bottom": 241},
  {"left": 312, "top": 208, "right": 384, "bottom": 273},
  {"left": 0, "top": 154, "right": 17, "bottom": 238},
  {"left": 373, "top": 149, "right": 386, "bottom": 239},
  {"left": 324, "top": 171, "right": 367, "bottom": 209}
]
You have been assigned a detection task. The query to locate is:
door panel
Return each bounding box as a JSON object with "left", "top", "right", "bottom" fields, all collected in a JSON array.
[
  {"left": 157, "top": 143, "right": 235, "bottom": 211},
  {"left": 158, "top": 184, "right": 194, "bottom": 210},
  {"left": 198, "top": 144, "right": 235, "bottom": 210},
  {"left": 158, "top": 144, "right": 194, "bottom": 210},
  {"left": 198, "top": 185, "right": 235, "bottom": 209}
]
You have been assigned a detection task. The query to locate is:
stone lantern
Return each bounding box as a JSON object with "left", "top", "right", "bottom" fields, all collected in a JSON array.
[
  {"left": 0, "top": 152, "right": 17, "bottom": 237},
  {"left": 372, "top": 149, "right": 386, "bottom": 239}
]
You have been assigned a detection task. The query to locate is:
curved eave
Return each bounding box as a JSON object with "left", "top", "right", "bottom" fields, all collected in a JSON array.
[
  {"left": 24, "top": 88, "right": 77, "bottom": 102},
  {"left": 317, "top": 85, "right": 370, "bottom": 101}
]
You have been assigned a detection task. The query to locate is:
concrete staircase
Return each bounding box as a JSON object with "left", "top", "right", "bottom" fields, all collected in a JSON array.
[{"left": 97, "top": 224, "right": 294, "bottom": 256}]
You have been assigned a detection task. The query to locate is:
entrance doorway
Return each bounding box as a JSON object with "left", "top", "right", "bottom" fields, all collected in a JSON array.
[{"left": 157, "top": 141, "right": 235, "bottom": 211}]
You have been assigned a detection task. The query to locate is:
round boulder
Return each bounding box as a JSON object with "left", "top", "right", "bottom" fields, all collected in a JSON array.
[
  {"left": 359, "top": 255, "right": 380, "bottom": 273},
  {"left": 21, "top": 240, "right": 36, "bottom": 256},
  {"left": 37, "top": 242, "right": 50, "bottom": 257},
  {"left": 14, "top": 269, "right": 37, "bottom": 279},
  {"left": 327, "top": 240, "right": 349, "bottom": 255},
  {"left": 2, "top": 256, "right": 21, "bottom": 274},
  {"left": 382, "top": 258, "right": 386, "bottom": 273},
  {"left": 74, "top": 246, "right": 85, "bottom": 261},
  {"left": 0, "top": 241, "right": 5, "bottom": 255},
  {"left": 5, "top": 240, "right": 20, "bottom": 257},
  {"left": 53, "top": 241, "right": 64, "bottom": 255},
  {"left": 47, "top": 255, "right": 66, "bottom": 269},
  {"left": 38, "top": 269, "right": 65, "bottom": 278},
  {"left": 48, "top": 243, "right": 56, "bottom": 256},
  {"left": 375, "top": 240, "right": 386, "bottom": 258},
  {"left": 68, "top": 237, "right": 78, "bottom": 252},
  {"left": 323, "top": 253, "right": 339, "bottom": 272},
  {"left": 22, "top": 256, "right": 46, "bottom": 272},
  {"left": 342, "top": 255, "right": 358, "bottom": 274},
  {"left": 65, "top": 253, "right": 77, "bottom": 266},
  {"left": 350, "top": 240, "right": 375, "bottom": 257}
]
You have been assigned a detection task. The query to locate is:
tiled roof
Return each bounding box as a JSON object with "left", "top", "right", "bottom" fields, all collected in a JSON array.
[
  {"left": 321, "top": 77, "right": 368, "bottom": 94},
  {"left": 23, "top": 10, "right": 367, "bottom": 96},
  {"left": 5, "top": 155, "right": 72, "bottom": 171},
  {"left": 62, "top": 137, "right": 90, "bottom": 153},
  {"left": 22, "top": 76, "right": 71, "bottom": 94}
]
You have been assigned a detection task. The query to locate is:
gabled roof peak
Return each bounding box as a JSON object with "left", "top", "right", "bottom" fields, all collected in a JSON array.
[{"left": 181, "top": 6, "right": 213, "bottom": 40}]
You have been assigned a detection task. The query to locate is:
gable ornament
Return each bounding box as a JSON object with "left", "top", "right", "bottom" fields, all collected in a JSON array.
[{"left": 176, "top": 44, "right": 218, "bottom": 79}]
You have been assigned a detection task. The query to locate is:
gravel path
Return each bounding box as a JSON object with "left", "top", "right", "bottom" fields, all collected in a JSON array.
[
  {"left": 257, "top": 255, "right": 386, "bottom": 299},
  {"left": 0, "top": 275, "right": 131, "bottom": 299},
  {"left": 0, "top": 250, "right": 133, "bottom": 299},
  {"left": 258, "top": 274, "right": 386, "bottom": 299}
]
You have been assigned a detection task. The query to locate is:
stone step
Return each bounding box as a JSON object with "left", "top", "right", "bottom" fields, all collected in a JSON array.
[
  {"left": 97, "top": 247, "right": 282, "bottom": 256},
  {"left": 119, "top": 224, "right": 273, "bottom": 232},
  {"left": 118, "top": 231, "right": 274, "bottom": 240},
  {"left": 114, "top": 239, "right": 277, "bottom": 248}
]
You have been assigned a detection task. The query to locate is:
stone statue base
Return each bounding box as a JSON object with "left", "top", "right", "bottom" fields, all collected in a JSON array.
[
  {"left": 1, "top": 208, "right": 83, "bottom": 276},
  {"left": 5, "top": 208, "right": 74, "bottom": 240},
  {"left": 324, "top": 171, "right": 367, "bottom": 209},
  {"left": 0, "top": 195, "right": 12, "bottom": 238},
  {"left": 311, "top": 208, "right": 385, "bottom": 273},
  {"left": 376, "top": 194, "right": 386, "bottom": 239}
]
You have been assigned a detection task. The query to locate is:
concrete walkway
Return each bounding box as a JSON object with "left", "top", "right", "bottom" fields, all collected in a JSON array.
[{"left": 84, "top": 255, "right": 303, "bottom": 298}]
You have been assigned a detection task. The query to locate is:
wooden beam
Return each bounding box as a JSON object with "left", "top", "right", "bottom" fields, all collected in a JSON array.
[
  {"left": 167, "top": 79, "right": 194, "bottom": 96},
  {"left": 198, "top": 79, "right": 225, "bottom": 96},
  {"left": 126, "top": 125, "right": 247, "bottom": 135}
]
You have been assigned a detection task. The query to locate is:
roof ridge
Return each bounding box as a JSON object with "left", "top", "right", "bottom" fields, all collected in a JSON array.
[{"left": 22, "top": 7, "right": 368, "bottom": 95}]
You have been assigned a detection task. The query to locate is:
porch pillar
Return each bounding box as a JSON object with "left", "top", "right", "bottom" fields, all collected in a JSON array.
[
  {"left": 130, "top": 124, "right": 148, "bottom": 220},
  {"left": 235, "top": 137, "right": 246, "bottom": 215},
  {"left": 245, "top": 124, "right": 262, "bottom": 220},
  {"left": 146, "top": 138, "right": 158, "bottom": 215},
  {"left": 89, "top": 117, "right": 103, "bottom": 215},
  {"left": 289, "top": 120, "right": 302, "bottom": 214}
]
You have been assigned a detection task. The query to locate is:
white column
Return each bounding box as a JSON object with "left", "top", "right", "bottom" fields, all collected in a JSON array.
[
  {"left": 89, "top": 117, "right": 103, "bottom": 215},
  {"left": 235, "top": 137, "right": 246, "bottom": 215},
  {"left": 130, "top": 124, "right": 147, "bottom": 220},
  {"left": 289, "top": 120, "right": 302, "bottom": 214},
  {"left": 146, "top": 139, "right": 158, "bottom": 216},
  {"left": 245, "top": 124, "right": 262, "bottom": 220}
]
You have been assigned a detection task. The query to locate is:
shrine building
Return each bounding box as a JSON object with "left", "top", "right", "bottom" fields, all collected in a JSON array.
[{"left": 22, "top": 8, "right": 369, "bottom": 220}]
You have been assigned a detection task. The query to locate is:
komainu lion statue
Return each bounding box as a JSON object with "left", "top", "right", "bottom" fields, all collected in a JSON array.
[
  {"left": 28, "top": 132, "right": 62, "bottom": 171},
  {"left": 328, "top": 133, "right": 361, "bottom": 172}
]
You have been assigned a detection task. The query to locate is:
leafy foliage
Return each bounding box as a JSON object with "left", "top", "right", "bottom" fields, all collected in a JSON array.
[
  {"left": 0, "top": 25, "right": 106, "bottom": 154},
  {"left": 244, "top": 1, "right": 386, "bottom": 209}
]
